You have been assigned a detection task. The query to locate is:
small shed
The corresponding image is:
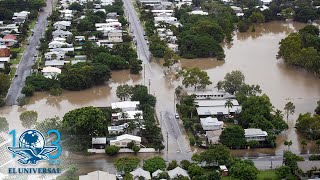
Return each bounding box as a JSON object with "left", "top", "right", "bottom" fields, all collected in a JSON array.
[{"left": 219, "top": 165, "right": 228, "bottom": 176}]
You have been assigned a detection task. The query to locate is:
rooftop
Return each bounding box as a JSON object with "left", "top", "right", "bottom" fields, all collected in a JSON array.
[
  {"left": 200, "top": 117, "right": 224, "bottom": 126},
  {"left": 244, "top": 128, "right": 268, "bottom": 137},
  {"left": 92, "top": 137, "right": 107, "bottom": 144},
  {"left": 79, "top": 171, "right": 116, "bottom": 180},
  {"left": 168, "top": 167, "right": 189, "bottom": 179},
  {"left": 195, "top": 99, "right": 240, "bottom": 107},
  {"left": 130, "top": 168, "right": 151, "bottom": 179},
  {"left": 110, "top": 134, "right": 141, "bottom": 143},
  {"left": 42, "top": 66, "right": 62, "bottom": 73},
  {"left": 111, "top": 101, "right": 139, "bottom": 110}
]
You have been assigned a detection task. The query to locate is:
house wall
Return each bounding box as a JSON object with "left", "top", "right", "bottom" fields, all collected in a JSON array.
[{"left": 110, "top": 139, "right": 141, "bottom": 147}]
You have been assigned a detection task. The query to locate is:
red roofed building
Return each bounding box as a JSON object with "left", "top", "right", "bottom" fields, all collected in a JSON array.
[
  {"left": 0, "top": 45, "right": 10, "bottom": 57},
  {"left": 2, "top": 34, "right": 17, "bottom": 47}
]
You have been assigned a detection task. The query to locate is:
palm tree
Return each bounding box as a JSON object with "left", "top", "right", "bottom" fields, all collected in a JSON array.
[
  {"left": 225, "top": 99, "right": 234, "bottom": 115},
  {"left": 175, "top": 85, "right": 183, "bottom": 103},
  {"left": 284, "top": 140, "right": 293, "bottom": 151},
  {"left": 126, "top": 121, "right": 136, "bottom": 135}
]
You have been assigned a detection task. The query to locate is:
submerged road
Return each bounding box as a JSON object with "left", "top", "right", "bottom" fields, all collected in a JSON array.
[{"left": 6, "top": 0, "right": 52, "bottom": 105}]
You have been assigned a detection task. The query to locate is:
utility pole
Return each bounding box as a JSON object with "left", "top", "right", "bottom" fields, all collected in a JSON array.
[
  {"left": 166, "top": 132, "right": 169, "bottom": 163},
  {"left": 173, "top": 93, "right": 175, "bottom": 114},
  {"left": 148, "top": 79, "right": 150, "bottom": 94},
  {"left": 143, "top": 64, "right": 145, "bottom": 86}
]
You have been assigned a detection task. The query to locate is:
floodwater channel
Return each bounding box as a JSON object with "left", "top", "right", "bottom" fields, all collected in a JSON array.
[{"left": 1, "top": 21, "right": 320, "bottom": 175}]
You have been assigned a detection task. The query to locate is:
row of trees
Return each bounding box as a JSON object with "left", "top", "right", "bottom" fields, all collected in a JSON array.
[
  {"left": 277, "top": 25, "right": 320, "bottom": 75},
  {"left": 0, "top": 73, "right": 10, "bottom": 106}
]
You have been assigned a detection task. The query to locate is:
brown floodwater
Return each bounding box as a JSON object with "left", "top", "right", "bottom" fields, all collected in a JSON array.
[{"left": 1, "top": 21, "right": 320, "bottom": 175}]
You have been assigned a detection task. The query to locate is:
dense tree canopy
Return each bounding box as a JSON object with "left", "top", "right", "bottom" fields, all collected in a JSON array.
[
  {"left": 180, "top": 67, "right": 212, "bottom": 90},
  {"left": 114, "top": 157, "right": 140, "bottom": 173},
  {"left": 62, "top": 106, "right": 105, "bottom": 136},
  {"left": 0, "top": 74, "right": 10, "bottom": 97},
  {"left": 219, "top": 126, "right": 246, "bottom": 148},
  {"left": 278, "top": 25, "right": 320, "bottom": 74},
  {"left": 19, "top": 111, "right": 38, "bottom": 128},
  {"left": 296, "top": 113, "right": 320, "bottom": 140},
  {"left": 230, "top": 160, "right": 259, "bottom": 180},
  {"left": 192, "top": 144, "right": 233, "bottom": 166},
  {"left": 143, "top": 156, "right": 166, "bottom": 173}
]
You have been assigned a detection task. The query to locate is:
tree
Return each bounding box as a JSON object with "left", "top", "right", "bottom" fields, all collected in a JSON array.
[
  {"left": 315, "top": 101, "right": 320, "bottom": 115},
  {"left": 131, "top": 85, "right": 156, "bottom": 108},
  {"left": 317, "top": 139, "right": 320, "bottom": 149},
  {"left": 218, "top": 70, "right": 245, "bottom": 95},
  {"left": 275, "top": 166, "right": 292, "bottom": 179},
  {"left": 188, "top": 164, "right": 203, "bottom": 178},
  {"left": 114, "top": 157, "right": 140, "bottom": 172},
  {"left": 284, "top": 140, "right": 293, "bottom": 151},
  {"left": 284, "top": 101, "right": 295, "bottom": 122},
  {"left": 301, "top": 139, "right": 307, "bottom": 149},
  {"left": 21, "top": 85, "right": 35, "bottom": 96},
  {"left": 180, "top": 160, "right": 191, "bottom": 170},
  {"left": 175, "top": 85, "right": 183, "bottom": 102},
  {"left": 249, "top": 11, "right": 265, "bottom": 23},
  {"left": 105, "top": 145, "right": 120, "bottom": 155},
  {"left": 283, "top": 151, "right": 304, "bottom": 173},
  {"left": 230, "top": 160, "right": 259, "bottom": 180},
  {"left": 35, "top": 116, "right": 62, "bottom": 134},
  {"left": 180, "top": 67, "right": 212, "bottom": 90},
  {"left": 143, "top": 156, "right": 166, "bottom": 173},
  {"left": 194, "top": 144, "right": 232, "bottom": 166},
  {"left": 116, "top": 84, "right": 133, "bottom": 101},
  {"left": 247, "top": 140, "right": 259, "bottom": 149},
  {"left": 296, "top": 113, "right": 320, "bottom": 140},
  {"left": 132, "top": 145, "right": 140, "bottom": 153},
  {"left": 0, "top": 74, "right": 10, "bottom": 97},
  {"left": 163, "top": 48, "right": 179, "bottom": 71},
  {"left": 62, "top": 106, "right": 105, "bottom": 136},
  {"left": 0, "top": 117, "right": 9, "bottom": 132},
  {"left": 129, "top": 59, "right": 142, "bottom": 74},
  {"left": 167, "top": 160, "right": 178, "bottom": 170},
  {"left": 224, "top": 99, "right": 233, "bottom": 115},
  {"left": 64, "top": 165, "right": 78, "bottom": 180},
  {"left": 219, "top": 126, "right": 246, "bottom": 148},
  {"left": 19, "top": 111, "right": 38, "bottom": 128},
  {"left": 123, "top": 173, "right": 133, "bottom": 180},
  {"left": 69, "top": 2, "right": 83, "bottom": 12}
]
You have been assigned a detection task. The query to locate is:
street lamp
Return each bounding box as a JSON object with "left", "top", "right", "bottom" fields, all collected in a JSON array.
[{"left": 270, "top": 157, "right": 274, "bottom": 169}]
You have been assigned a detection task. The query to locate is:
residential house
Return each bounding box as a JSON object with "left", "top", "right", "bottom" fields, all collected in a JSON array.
[
  {"left": 152, "top": 170, "right": 163, "bottom": 178},
  {"left": 79, "top": 171, "right": 116, "bottom": 180},
  {"left": 41, "top": 66, "right": 62, "bottom": 79},
  {"left": 168, "top": 167, "right": 189, "bottom": 179},
  {"left": 102, "top": 0, "right": 115, "bottom": 6},
  {"left": 50, "top": 47, "right": 74, "bottom": 53},
  {"left": 96, "top": 40, "right": 113, "bottom": 48},
  {"left": 2, "top": 34, "right": 17, "bottom": 47},
  {"left": 189, "top": 10, "right": 208, "bottom": 15},
  {"left": 151, "top": 10, "right": 174, "bottom": 16},
  {"left": 94, "top": 9, "right": 106, "bottom": 13},
  {"left": 53, "top": 37, "right": 66, "bottom": 42},
  {"left": 0, "top": 57, "right": 10, "bottom": 69},
  {"left": 231, "top": 6, "right": 244, "bottom": 17},
  {"left": 130, "top": 168, "right": 151, "bottom": 180},
  {"left": 52, "top": 30, "right": 72, "bottom": 38},
  {"left": 49, "top": 41, "right": 72, "bottom": 49},
  {"left": 106, "top": 12, "right": 118, "bottom": 19},
  {"left": 112, "top": 110, "right": 143, "bottom": 121},
  {"left": 261, "top": 0, "right": 272, "bottom": 5},
  {"left": 187, "top": 89, "right": 235, "bottom": 100},
  {"left": 44, "top": 60, "right": 65, "bottom": 68},
  {"left": 108, "top": 123, "right": 128, "bottom": 134},
  {"left": 53, "top": 21, "right": 71, "bottom": 30},
  {"left": 206, "top": 129, "right": 222, "bottom": 144},
  {"left": 219, "top": 165, "right": 229, "bottom": 176},
  {"left": 75, "top": 36, "right": 85, "bottom": 43},
  {"left": 0, "top": 24, "right": 19, "bottom": 32},
  {"left": 200, "top": 117, "right": 224, "bottom": 131},
  {"left": 106, "top": 18, "right": 119, "bottom": 23},
  {"left": 12, "top": 11, "right": 30, "bottom": 21},
  {"left": 107, "top": 30, "right": 123, "bottom": 43},
  {"left": 154, "top": 16, "right": 177, "bottom": 24},
  {"left": 244, "top": 128, "right": 268, "bottom": 142},
  {"left": 112, "top": 101, "right": 140, "bottom": 111},
  {"left": 109, "top": 134, "right": 141, "bottom": 147},
  {"left": 92, "top": 137, "right": 107, "bottom": 149},
  {"left": 95, "top": 22, "right": 122, "bottom": 29},
  {"left": 138, "top": 0, "right": 161, "bottom": 7},
  {"left": 0, "top": 45, "right": 10, "bottom": 57},
  {"left": 168, "top": 43, "right": 178, "bottom": 52},
  {"left": 44, "top": 51, "right": 65, "bottom": 60}
]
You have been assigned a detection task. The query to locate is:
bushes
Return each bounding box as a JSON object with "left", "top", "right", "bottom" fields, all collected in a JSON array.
[
  {"left": 105, "top": 145, "right": 120, "bottom": 155},
  {"left": 21, "top": 85, "right": 35, "bottom": 96}
]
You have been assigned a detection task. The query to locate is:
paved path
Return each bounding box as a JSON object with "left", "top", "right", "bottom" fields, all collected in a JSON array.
[{"left": 6, "top": 0, "right": 52, "bottom": 105}]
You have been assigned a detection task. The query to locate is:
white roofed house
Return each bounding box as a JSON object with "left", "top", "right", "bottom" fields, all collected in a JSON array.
[
  {"left": 108, "top": 123, "right": 128, "bottom": 134},
  {"left": 109, "top": 134, "right": 141, "bottom": 147},
  {"left": 112, "top": 110, "right": 143, "bottom": 121},
  {"left": 75, "top": 36, "right": 85, "bottom": 42},
  {"left": 41, "top": 67, "right": 61, "bottom": 79},
  {"left": 53, "top": 37, "right": 66, "bottom": 42},
  {"left": 52, "top": 30, "right": 72, "bottom": 38},
  {"left": 111, "top": 101, "right": 140, "bottom": 111},
  {"left": 45, "top": 60, "right": 65, "bottom": 68},
  {"left": 79, "top": 171, "right": 116, "bottom": 180},
  {"left": 168, "top": 167, "right": 189, "bottom": 179},
  {"left": 189, "top": 10, "right": 209, "bottom": 15},
  {"left": 107, "top": 30, "right": 123, "bottom": 43},
  {"left": 44, "top": 51, "right": 65, "bottom": 60},
  {"left": 48, "top": 41, "right": 72, "bottom": 49},
  {"left": 245, "top": 128, "right": 268, "bottom": 142},
  {"left": 130, "top": 168, "right": 151, "bottom": 180},
  {"left": 200, "top": 117, "right": 224, "bottom": 131},
  {"left": 53, "top": 21, "right": 71, "bottom": 30},
  {"left": 91, "top": 137, "right": 107, "bottom": 149},
  {"left": 95, "top": 22, "right": 122, "bottom": 29}
]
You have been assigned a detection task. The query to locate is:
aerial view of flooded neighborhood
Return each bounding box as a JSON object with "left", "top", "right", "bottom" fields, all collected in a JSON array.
[{"left": 0, "top": 0, "right": 320, "bottom": 179}]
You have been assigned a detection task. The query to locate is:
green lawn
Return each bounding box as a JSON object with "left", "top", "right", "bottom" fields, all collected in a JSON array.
[
  {"left": 10, "top": 67, "right": 17, "bottom": 79},
  {"left": 10, "top": 53, "right": 23, "bottom": 64},
  {"left": 221, "top": 170, "right": 278, "bottom": 180}
]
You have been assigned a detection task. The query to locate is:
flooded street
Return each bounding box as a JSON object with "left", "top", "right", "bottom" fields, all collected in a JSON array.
[{"left": 1, "top": 21, "right": 320, "bottom": 174}]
